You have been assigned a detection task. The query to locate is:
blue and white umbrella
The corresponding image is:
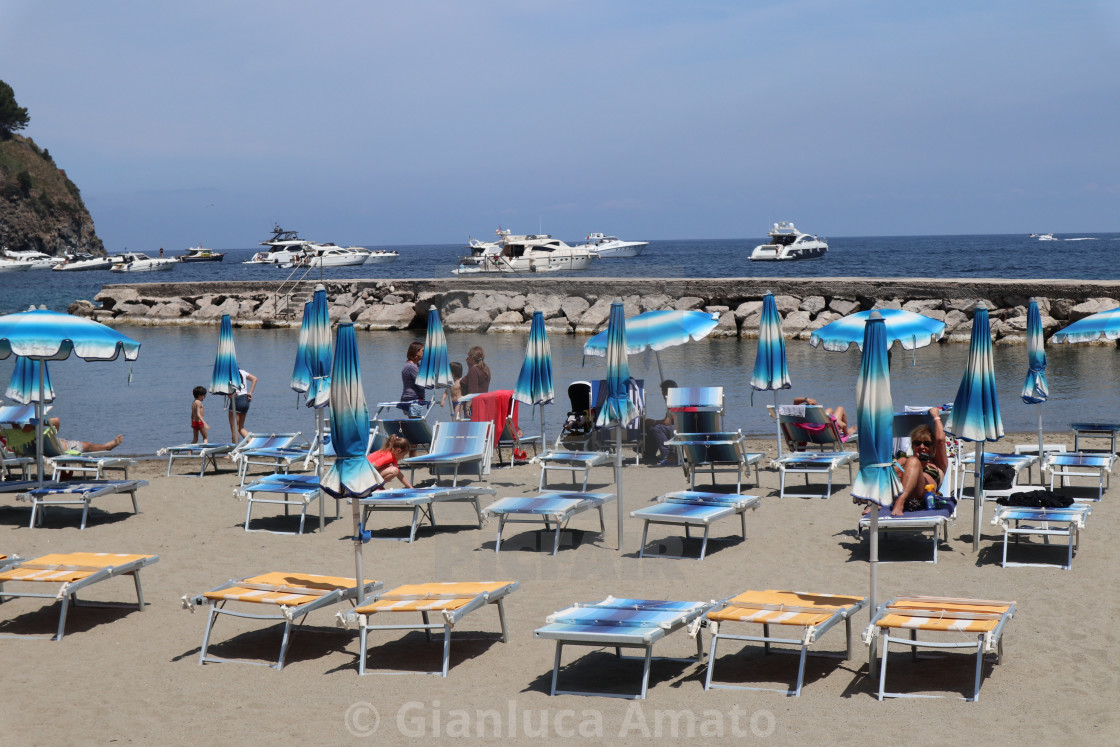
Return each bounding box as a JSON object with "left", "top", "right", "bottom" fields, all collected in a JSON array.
[
  {"left": 751, "top": 293, "right": 791, "bottom": 457},
  {"left": 810, "top": 308, "right": 947, "bottom": 353},
  {"left": 944, "top": 304, "right": 1004, "bottom": 552},
  {"left": 514, "top": 310, "right": 554, "bottom": 447},
  {"left": 6, "top": 356, "right": 54, "bottom": 404},
  {"left": 304, "top": 285, "right": 332, "bottom": 409},
  {"left": 319, "top": 323, "right": 382, "bottom": 596},
  {"left": 851, "top": 312, "right": 902, "bottom": 614},
  {"left": 1021, "top": 299, "right": 1049, "bottom": 458},
  {"left": 209, "top": 314, "right": 242, "bottom": 397},
  {"left": 0, "top": 308, "right": 140, "bottom": 484},
  {"left": 290, "top": 301, "right": 313, "bottom": 402},
  {"left": 583, "top": 308, "right": 719, "bottom": 389},
  {"left": 415, "top": 307, "right": 453, "bottom": 390},
  {"left": 1051, "top": 306, "right": 1120, "bottom": 344},
  {"left": 594, "top": 300, "right": 636, "bottom": 550}
]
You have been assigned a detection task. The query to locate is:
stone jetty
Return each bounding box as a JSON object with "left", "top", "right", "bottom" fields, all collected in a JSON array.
[{"left": 73, "top": 277, "right": 1120, "bottom": 344}]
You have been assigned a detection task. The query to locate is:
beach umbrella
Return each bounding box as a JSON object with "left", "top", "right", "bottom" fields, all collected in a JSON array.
[
  {"left": 850, "top": 311, "right": 902, "bottom": 615},
  {"left": 414, "top": 307, "right": 453, "bottom": 390},
  {"left": 1051, "top": 306, "right": 1120, "bottom": 344},
  {"left": 0, "top": 308, "right": 140, "bottom": 485},
  {"left": 582, "top": 309, "right": 719, "bottom": 388},
  {"left": 318, "top": 323, "right": 382, "bottom": 598},
  {"left": 594, "top": 300, "right": 638, "bottom": 550},
  {"left": 301, "top": 286, "right": 333, "bottom": 529},
  {"left": 1021, "top": 299, "right": 1049, "bottom": 459},
  {"left": 513, "top": 310, "right": 554, "bottom": 448},
  {"left": 750, "top": 292, "right": 792, "bottom": 458},
  {"left": 210, "top": 314, "right": 242, "bottom": 397},
  {"left": 6, "top": 356, "right": 54, "bottom": 404},
  {"left": 943, "top": 304, "right": 1004, "bottom": 552},
  {"left": 810, "top": 308, "right": 946, "bottom": 363},
  {"left": 290, "top": 301, "right": 313, "bottom": 402}
]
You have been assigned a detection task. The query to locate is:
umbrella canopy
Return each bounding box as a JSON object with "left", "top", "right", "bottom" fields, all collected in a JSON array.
[
  {"left": 209, "top": 314, "right": 243, "bottom": 396},
  {"left": 943, "top": 304, "right": 1004, "bottom": 551},
  {"left": 304, "top": 285, "right": 332, "bottom": 409},
  {"left": 415, "top": 307, "right": 453, "bottom": 390},
  {"left": 514, "top": 311, "right": 555, "bottom": 407},
  {"left": 1022, "top": 299, "right": 1049, "bottom": 458},
  {"left": 582, "top": 309, "right": 719, "bottom": 357},
  {"left": 290, "top": 301, "right": 313, "bottom": 397},
  {"left": 810, "top": 308, "right": 946, "bottom": 352},
  {"left": 594, "top": 300, "right": 635, "bottom": 551},
  {"left": 750, "top": 292, "right": 791, "bottom": 457},
  {"left": 6, "top": 356, "right": 54, "bottom": 404},
  {"left": 1051, "top": 307, "right": 1120, "bottom": 344}
]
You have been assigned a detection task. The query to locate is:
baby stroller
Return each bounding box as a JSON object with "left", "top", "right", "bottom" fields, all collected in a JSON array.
[{"left": 555, "top": 381, "right": 594, "bottom": 449}]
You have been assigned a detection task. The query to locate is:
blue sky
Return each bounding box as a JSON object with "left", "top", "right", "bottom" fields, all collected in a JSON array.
[{"left": 2, "top": 1, "right": 1118, "bottom": 249}]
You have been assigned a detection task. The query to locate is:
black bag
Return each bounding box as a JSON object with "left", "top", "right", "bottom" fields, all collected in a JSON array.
[
  {"left": 982, "top": 464, "right": 1015, "bottom": 490},
  {"left": 996, "top": 490, "right": 1074, "bottom": 508}
]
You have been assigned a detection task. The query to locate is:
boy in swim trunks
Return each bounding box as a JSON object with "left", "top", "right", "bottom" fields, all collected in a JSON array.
[{"left": 191, "top": 386, "right": 209, "bottom": 444}]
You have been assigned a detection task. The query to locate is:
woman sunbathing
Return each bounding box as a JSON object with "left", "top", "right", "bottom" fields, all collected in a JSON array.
[
  {"left": 889, "top": 408, "right": 948, "bottom": 516},
  {"left": 793, "top": 397, "right": 856, "bottom": 439}
]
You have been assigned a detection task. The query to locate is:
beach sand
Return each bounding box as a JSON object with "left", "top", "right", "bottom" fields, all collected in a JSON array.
[{"left": 1, "top": 432, "right": 1117, "bottom": 745}]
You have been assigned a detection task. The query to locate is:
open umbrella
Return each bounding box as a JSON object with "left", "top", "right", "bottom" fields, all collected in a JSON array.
[
  {"left": 582, "top": 309, "right": 719, "bottom": 388},
  {"left": 301, "top": 286, "right": 333, "bottom": 529},
  {"left": 0, "top": 308, "right": 140, "bottom": 484},
  {"left": 1021, "top": 299, "right": 1049, "bottom": 459},
  {"left": 415, "top": 307, "right": 453, "bottom": 390},
  {"left": 850, "top": 311, "right": 902, "bottom": 615},
  {"left": 6, "top": 355, "right": 54, "bottom": 404},
  {"left": 318, "top": 323, "right": 382, "bottom": 598},
  {"left": 290, "top": 301, "right": 313, "bottom": 403},
  {"left": 810, "top": 308, "right": 946, "bottom": 364},
  {"left": 1051, "top": 306, "right": 1120, "bottom": 344},
  {"left": 943, "top": 304, "right": 1004, "bottom": 552},
  {"left": 513, "top": 310, "right": 554, "bottom": 448},
  {"left": 750, "top": 293, "right": 791, "bottom": 458},
  {"left": 594, "top": 300, "right": 637, "bottom": 551}
]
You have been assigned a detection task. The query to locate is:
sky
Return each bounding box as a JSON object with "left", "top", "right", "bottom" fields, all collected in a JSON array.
[{"left": 2, "top": 1, "right": 1118, "bottom": 249}]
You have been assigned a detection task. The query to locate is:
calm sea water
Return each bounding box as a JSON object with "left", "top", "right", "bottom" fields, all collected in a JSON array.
[{"left": 2, "top": 232, "right": 1119, "bottom": 457}]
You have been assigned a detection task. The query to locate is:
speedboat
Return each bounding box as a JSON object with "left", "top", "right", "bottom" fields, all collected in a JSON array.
[
  {"left": 0, "top": 257, "right": 31, "bottom": 273},
  {"left": 283, "top": 243, "right": 370, "bottom": 268},
  {"left": 178, "top": 245, "right": 226, "bottom": 262},
  {"left": 1036, "top": 233, "right": 1058, "bottom": 241},
  {"left": 109, "top": 252, "right": 178, "bottom": 273},
  {"left": 244, "top": 224, "right": 313, "bottom": 265},
  {"left": 3, "top": 249, "right": 63, "bottom": 269},
  {"left": 52, "top": 253, "right": 115, "bottom": 271},
  {"left": 577, "top": 232, "right": 649, "bottom": 258},
  {"left": 749, "top": 221, "right": 828, "bottom": 261},
  {"left": 453, "top": 229, "right": 598, "bottom": 274},
  {"left": 363, "top": 248, "right": 400, "bottom": 264}
]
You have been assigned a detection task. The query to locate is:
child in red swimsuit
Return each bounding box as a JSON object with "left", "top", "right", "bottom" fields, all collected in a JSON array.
[
  {"left": 190, "top": 386, "right": 209, "bottom": 443},
  {"left": 368, "top": 435, "right": 413, "bottom": 488}
]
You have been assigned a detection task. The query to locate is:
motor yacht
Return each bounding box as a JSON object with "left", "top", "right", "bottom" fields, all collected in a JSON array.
[
  {"left": 1036, "top": 233, "right": 1058, "bottom": 241},
  {"left": 178, "top": 246, "right": 226, "bottom": 262},
  {"left": 0, "top": 257, "right": 32, "bottom": 273},
  {"left": 749, "top": 221, "right": 829, "bottom": 261},
  {"left": 363, "top": 248, "right": 400, "bottom": 264},
  {"left": 52, "top": 253, "right": 115, "bottom": 271},
  {"left": 3, "top": 249, "right": 64, "bottom": 270},
  {"left": 577, "top": 232, "right": 649, "bottom": 258},
  {"left": 244, "top": 224, "right": 313, "bottom": 265},
  {"left": 453, "top": 229, "right": 598, "bottom": 274},
  {"left": 109, "top": 252, "right": 178, "bottom": 273},
  {"left": 282, "top": 243, "right": 370, "bottom": 268}
]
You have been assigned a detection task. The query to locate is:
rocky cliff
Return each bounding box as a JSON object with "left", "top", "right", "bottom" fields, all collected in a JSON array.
[{"left": 0, "top": 134, "right": 101, "bottom": 255}]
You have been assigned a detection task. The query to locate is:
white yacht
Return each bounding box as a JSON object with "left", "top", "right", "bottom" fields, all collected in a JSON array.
[
  {"left": 52, "top": 253, "right": 115, "bottom": 271},
  {"left": 453, "top": 229, "right": 598, "bottom": 274},
  {"left": 749, "top": 221, "right": 829, "bottom": 261},
  {"left": 109, "top": 252, "right": 178, "bottom": 273},
  {"left": 1036, "top": 233, "right": 1058, "bottom": 241},
  {"left": 363, "top": 248, "right": 400, "bottom": 264},
  {"left": 0, "top": 257, "right": 32, "bottom": 273},
  {"left": 244, "top": 224, "right": 312, "bottom": 265},
  {"left": 283, "top": 243, "right": 369, "bottom": 268},
  {"left": 577, "top": 232, "right": 649, "bottom": 258},
  {"left": 3, "top": 249, "right": 63, "bottom": 269}
]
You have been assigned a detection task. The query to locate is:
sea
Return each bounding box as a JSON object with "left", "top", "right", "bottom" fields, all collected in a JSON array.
[{"left": 2, "top": 232, "right": 1119, "bottom": 457}]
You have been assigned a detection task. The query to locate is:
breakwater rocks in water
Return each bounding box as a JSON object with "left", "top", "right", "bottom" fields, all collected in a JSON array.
[{"left": 73, "top": 277, "right": 1120, "bottom": 344}]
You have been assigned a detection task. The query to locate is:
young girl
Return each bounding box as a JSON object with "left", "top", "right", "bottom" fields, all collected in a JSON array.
[
  {"left": 367, "top": 435, "right": 413, "bottom": 488},
  {"left": 439, "top": 362, "right": 464, "bottom": 417}
]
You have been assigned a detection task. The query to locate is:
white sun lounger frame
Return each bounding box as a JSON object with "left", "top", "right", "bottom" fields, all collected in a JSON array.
[
  {"left": 235, "top": 474, "right": 325, "bottom": 535},
  {"left": 161, "top": 442, "right": 236, "bottom": 477},
  {"left": 481, "top": 491, "right": 616, "bottom": 555},
  {"left": 535, "top": 450, "right": 612, "bottom": 492},
  {"left": 50, "top": 455, "right": 136, "bottom": 481},
  {"left": 15, "top": 479, "right": 147, "bottom": 529},
  {"left": 357, "top": 486, "right": 495, "bottom": 543},
  {"left": 990, "top": 503, "right": 1092, "bottom": 570},
  {"left": 631, "top": 491, "right": 761, "bottom": 560}
]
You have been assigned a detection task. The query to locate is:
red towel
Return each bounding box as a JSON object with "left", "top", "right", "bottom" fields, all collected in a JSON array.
[{"left": 471, "top": 389, "right": 519, "bottom": 446}]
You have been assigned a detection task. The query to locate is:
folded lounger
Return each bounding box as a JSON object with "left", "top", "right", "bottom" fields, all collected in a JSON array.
[
  {"left": 13, "top": 479, "right": 147, "bottom": 529},
  {"left": 159, "top": 442, "right": 236, "bottom": 477},
  {"left": 631, "top": 490, "right": 761, "bottom": 560},
  {"left": 990, "top": 504, "right": 1092, "bottom": 570},
  {"left": 863, "top": 596, "right": 1016, "bottom": 702},
  {"left": 233, "top": 432, "right": 309, "bottom": 486},
  {"left": 338, "top": 581, "right": 519, "bottom": 676},
  {"left": 184, "top": 572, "right": 382, "bottom": 670},
  {"left": 1046, "top": 452, "right": 1115, "bottom": 502},
  {"left": 481, "top": 491, "right": 616, "bottom": 555},
  {"left": 235, "top": 474, "right": 324, "bottom": 535},
  {"left": 704, "top": 590, "right": 867, "bottom": 697},
  {"left": 356, "top": 486, "right": 496, "bottom": 543},
  {"left": 667, "top": 431, "right": 763, "bottom": 493},
  {"left": 400, "top": 421, "right": 495, "bottom": 487},
  {"left": 534, "top": 597, "right": 713, "bottom": 699},
  {"left": 534, "top": 450, "right": 612, "bottom": 492},
  {"left": 0, "top": 552, "right": 158, "bottom": 640}
]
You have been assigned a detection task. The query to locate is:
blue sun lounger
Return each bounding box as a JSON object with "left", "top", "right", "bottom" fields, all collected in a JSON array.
[
  {"left": 159, "top": 442, "right": 236, "bottom": 477},
  {"left": 11, "top": 479, "right": 147, "bottom": 529},
  {"left": 631, "top": 490, "right": 762, "bottom": 560},
  {"left": 481, "top": 491, "right": 616, "bottom": 555},
  {"left": 235, "top": 474, "right": 324, "bottom": 535},
  {"left": 50, "top": 455, "right": 136, "bottom": 481},
  {"left": 990, "top": 503, "right": 1092, "bottom": 569},
  {"left": 399, "top": 421, "right": 494, "bottom": 486},
  {"left": 233, "top": 432, "right": 309, "bottom": 485},
  {"left": 668, "top": 431, "right": 763, "bottom": 493},
  {"left": 534, "top": 450, "right": 612, "bottom": 491},
  {"left": 534, "top": 597, "right": 713, "bottom": 699},
  {"left": 770, "top": 405, "right": 858, "bottom": 499},
  {"left": 356, "top": 486, "right": 496, "bottom": 543},
  {"left": 1046, "top": 452, "right": 1115, "bottom": 502}
]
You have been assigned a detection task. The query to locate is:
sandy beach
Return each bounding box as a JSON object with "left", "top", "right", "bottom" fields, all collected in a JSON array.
[{"left": 1, "top": 430, "right": 1117, "bottom": 745}]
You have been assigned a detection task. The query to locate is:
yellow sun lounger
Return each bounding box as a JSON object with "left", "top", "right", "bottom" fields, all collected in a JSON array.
[
  {"left": 0, "top": 552, "right": 159, "bottom": 640},
  {"left": 338, "top": 581, "right": 519, "bottom": 676},
  {"left": 863, "top": 596, "right": 1016, "bottom": 702},
  {"left": 704, "top": 590, "right": 867, "bottom": 697},
  {"left": 184, "top": 572, "right": 382, "bottom": 670}
]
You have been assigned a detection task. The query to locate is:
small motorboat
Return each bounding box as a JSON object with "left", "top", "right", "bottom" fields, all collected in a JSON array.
[
  {"left": 1036, "top": 233, "right": 1058, "bottom": 241},
  {"left": 363, "top": 249, "right": 400, "bottom": 264},
  {"left": 178, "top": 246, "right": 226, "bottom": 263},
  {"left": 52, "top": 253, "right": 115, "bottom": 271},
  {"left": 577, "top": 232, "right": 649, "bottom": 258},
  {"left": 109, "top": 252, "right": 178, "bottom": 272},
  {"left": 749, "top": 222, "right": 829, "bottom": 261}
]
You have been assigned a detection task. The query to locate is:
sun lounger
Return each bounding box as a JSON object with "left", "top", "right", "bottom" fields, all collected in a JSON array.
[
  {"left": 375, "top": 400, "right": 436, "bottom": 453},
  {"left": 481, "top": 491, "right": 616, "bottom": 555},
  {"left": 235, "top": 474, "right": 324, "bottom": 534},
  {"left": 0, "top": 552, "right": 158, "bottom": 640},
  {"left": 667, "top": 431, "right": 763, "bottom": 493},
  {"left": 957, "top": 452, "right": 1040, "bottom": 500},
  {"left": 534, "top": 450, "right": 612, "bottom": 491},
  {"left": 356, "top": 486, "right": 495, "bottom": 543},
  {"left": 774, "top": 451, "right": 857, "bottom": 499},
  {"left": 858, "top": 506, "right": 956, "bottom": 563},
  {"left": 704, "top": 590, "right": 867, "bottom": 697},
  {"left": 631, "top": 490, "right": 761, "bottom": 560},
  {"left": 183, "top": 572, "right": 382, "bottom": 670},
  {"left": 991, "top": 504, "right": 1092, "bottom": 569},
  {"left": 338, "top": 581, "right": 519, "bottom": 676},
  {"left": 534, "top": 597, "right": 713, "bottom": 699},
  {"left": 50, "top": 454, "right": 136, "bottom": 480},
  {"left": 13, "top": 479, "right": 147, "bottom": 529},
  {"left": 233, "top": 432, "right": 309, "bottom": 485},
  {"left": 159, "top": 442, "right": 236, "bottom": 477},
  {"left": 0, "top": 441, "right": 33, "bottom": 480},
  {"left": 1069, "top": 421, "right": 1120, "bottom": 453},
  {"left": 400, "top": 421, "right": 494, "bottom": 486},
  {"left": 864, "top": 596, "right": 1016, "bottom": 702},
  {"left": 769, "top": 404, "right": 858, "bottom": 498},
  {"left": 1046, "top": 452, "right": 1115, "bottom": 502}
]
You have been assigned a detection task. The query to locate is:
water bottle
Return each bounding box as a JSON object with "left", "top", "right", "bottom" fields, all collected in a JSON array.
[{"left": 924, "top": 484, "right": 937, "bottom": 510}]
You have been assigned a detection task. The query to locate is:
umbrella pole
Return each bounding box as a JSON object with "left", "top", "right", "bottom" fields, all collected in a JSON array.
[
  {"left": 869, "top": 509, "right": 879, "bottom": 675},
  {"left": 773, "top": 391, "right": 783, "bottom": 459},
  {"left": 317, "top": 408, "right": 325, "bottom": 530},
  {"left": 655, "top": 350, "right": 665, "bottom": 396},
  {"left": 973, "top": 443, "right": 985, "bottom": 552},
  {"left": 1037, "top": 404, "right": 1045, "bottom": 468},
  {"left": 615, "top": 424, "right": 623, "bottom": 551},
  {"left": 352, "top": 500, "right": 364, "bottom": 600},
  {"left": 36, "top": 360, "right": 45, "bottom": 486},
  {"left": 540, "top": 403, "right": 546, "bottom": 454}
]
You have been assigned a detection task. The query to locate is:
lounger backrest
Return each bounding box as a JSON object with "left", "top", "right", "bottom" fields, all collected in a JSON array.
[
  {"left": 665, "top": 387, "right": 723, "bottom": 412},
  {"left": 672, "top": 409, "right": 723, "bottom": 435},
  {"left": 1, "top": 426, "right": 67, "bottom": 458},
  {"left": 893, "top": 410, "right": 952, "bottom": 493},
  {"left": 233, "top": 432, "right": 301, "bottom": 454},
  {"left": 676, "top": 432, "right": 745, "bottom": 466},
  {"left": 776, "top": 405, "right": 844, "bottom": 451},
  {"left": 377, "top": 418, "right": 434, "bottom": 449},
  {"left": 430, "top": 421, "right": 493, "bottom": 455}
]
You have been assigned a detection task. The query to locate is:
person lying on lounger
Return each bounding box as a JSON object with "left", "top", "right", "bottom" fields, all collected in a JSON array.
[
  {"left": 4, "top": 417, "right": 122, "bottom": 456},
  {"left": 889, "top": 407, "right": 947, "bottom": 516},
  {"left": 793, "top": 397, "right": 856, "bottom": 439}
]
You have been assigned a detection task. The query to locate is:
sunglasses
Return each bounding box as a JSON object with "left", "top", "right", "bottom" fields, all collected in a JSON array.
[{"left": 912, "top": 440, "right": 933, "bottom": 447}]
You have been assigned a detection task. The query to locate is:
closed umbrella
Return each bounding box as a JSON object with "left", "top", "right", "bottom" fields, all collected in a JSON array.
[
  {"left": 513, "top": 310, "right": 554, "bottom": 447},
  {"left": 6, "top": 355, "right": 54, "bottom": 404},
  {"left": 303, "top": 285, "right": 333, "bottom": 529},
  {"left": 582, "top": 309, "right": 719, "bottom": 388},
  {"left": 210, "top": 314, "right": 243, "bottom": 443},
  {"left": 318, "top": 323, "right": 382, "bottom": 598},
  {"left": 943, "top": 304, "right": 1004, "bottom": 552},
  {"left": 290, "top": 301, "right": 313, "bottom": 403},
  {"left": 0, "top": 308, "right": 140, "bottom": 485},
  {"left": 415, "top": 307, "right": 453, "bottom": 390},
  {"left": 594, "top": 300, "right": 638, "bottom": 550},
  {"left": 1021, "top": 299, "right": 1049, "bottom": 459},
  {"left": 850, "top": 311, "right": 902, "bottom": 614},
  {"left": 750, "top": 293, "right": 791, "bottom": 458}
]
